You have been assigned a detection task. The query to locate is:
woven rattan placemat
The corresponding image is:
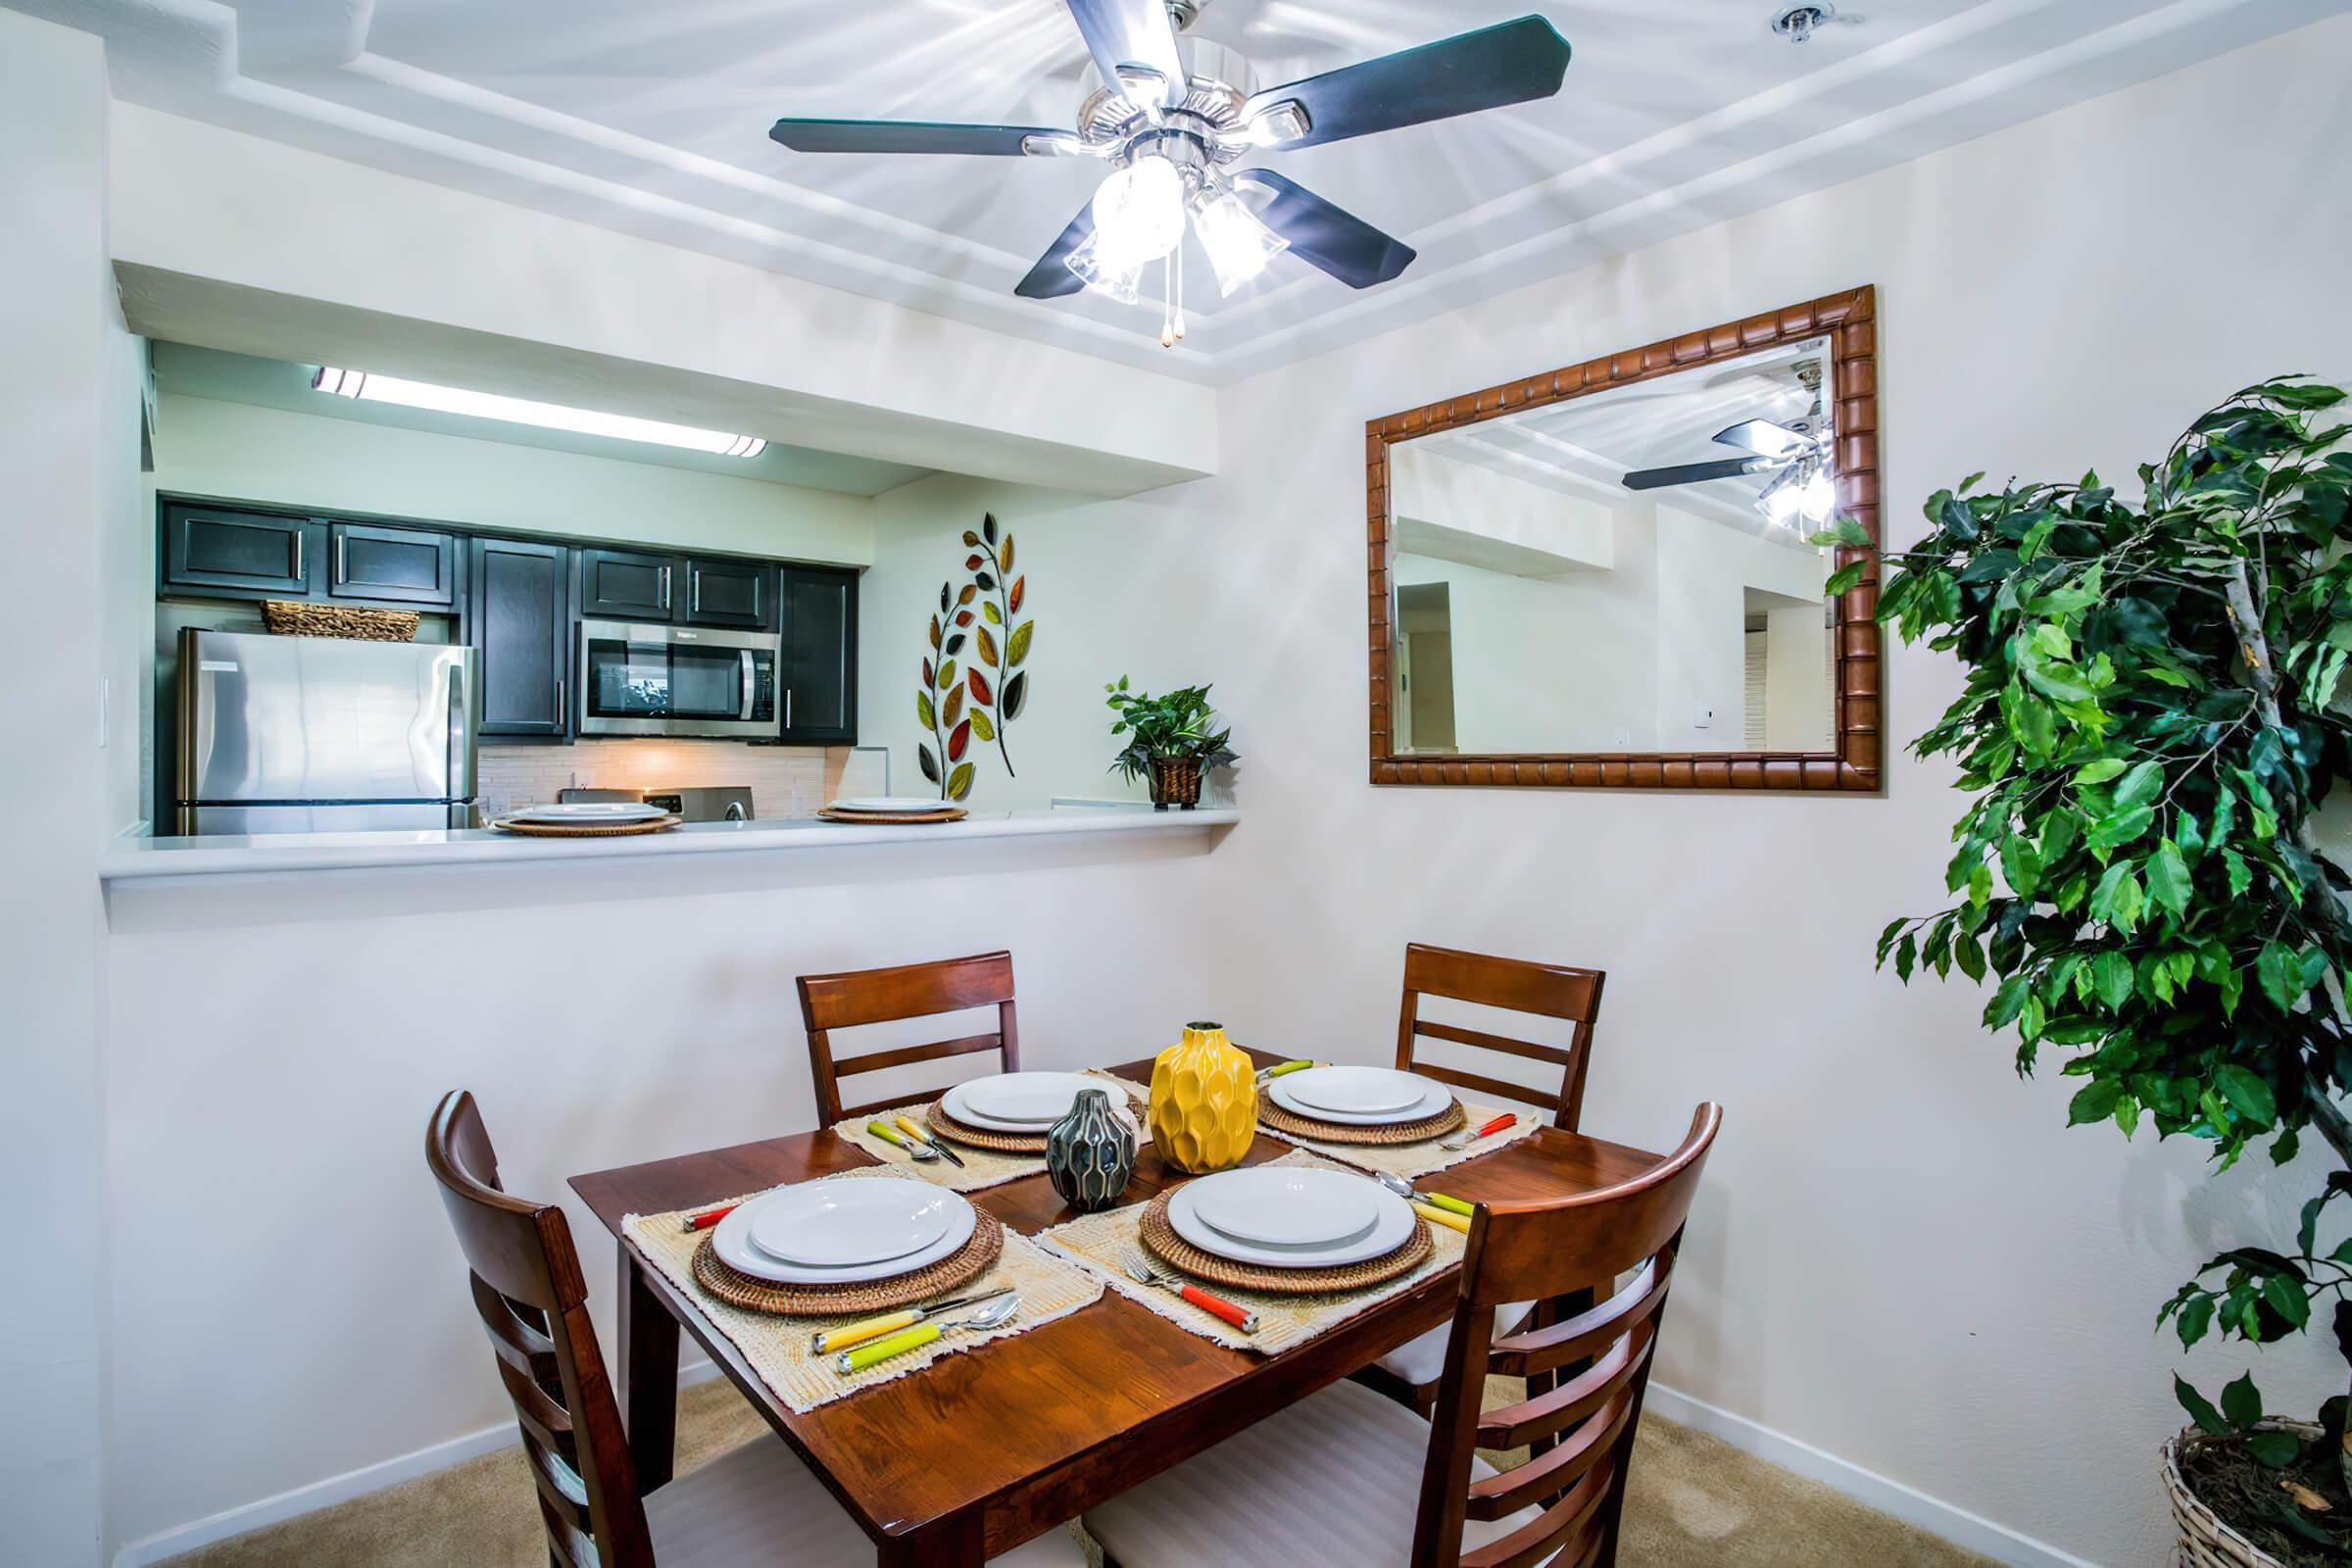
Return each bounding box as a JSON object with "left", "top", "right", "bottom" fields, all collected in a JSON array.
[
  {"left": 1257, "top": 1095, "right": 1465, "bottom": 1146},
  {"left": 1138, "top": 1191, "right": 1431, "bottom": 1295},
  {"left": 490, "top": 814, "right": 683, "bottom": 838},
  {"left": 818, "top": 807, "right": 967, "bottom": 824},
  {"left": 690, "top": 1208, "right": 1003, "bottom": 1317},
  {"left": 1035, "top": 1150, "right": 1470, "bottom": 1356},
  {"left": 925, "top": 1101, "right": 1048, "bottom": 1153}
]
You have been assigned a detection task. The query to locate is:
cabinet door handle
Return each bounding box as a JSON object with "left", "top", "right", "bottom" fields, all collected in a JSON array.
[
  {"left": 334, "top": 532, "right": 347, "bottom": 584},
  {"left": 660, "top": 564, "right": 671, "bottom": 610},
  {"left": 693, "top": 572, "right": 703, "bottom": 613},
  {"left": 555, "top": 677, "right": 565, "bottom": 727},
  {"left": 785, "top": 689, "right": 794, "bottom": 731},
  {"left": 292, "top": 530, "right": 305, "bottom": 581}
]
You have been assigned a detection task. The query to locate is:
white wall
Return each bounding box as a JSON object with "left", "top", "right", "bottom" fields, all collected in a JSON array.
[
  {"left": 151, "top": 393, "right": 876, "bottom": 564},
  {"left": 1, "top": 14, "right": 139, "bottom": 1564},
  {"left": 84, "top": 15, "right": 2352, "bottom": 1567},
  {"left": 1181, "top": 20, "right": 2352, "bottom": 1564}
]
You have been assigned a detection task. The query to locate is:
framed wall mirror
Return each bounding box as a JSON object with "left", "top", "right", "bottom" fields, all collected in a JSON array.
[{"left": 1365, "top": 286, "right": 1882, "bottom": 792}]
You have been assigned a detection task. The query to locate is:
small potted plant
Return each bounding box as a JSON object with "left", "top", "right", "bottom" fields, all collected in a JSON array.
[{"left": 1105, "top": 675, "right": 1238, "bottom": 810}]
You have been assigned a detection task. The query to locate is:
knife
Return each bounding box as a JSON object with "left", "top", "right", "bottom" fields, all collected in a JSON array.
[
  {"left": 809, "top": 1289, "right": 1012, "bottom": 1355},
  {"left": 896, "top": 1113, "right": 967, "bottom": 1168},
  {"left": 1410, "top": 1200, "right": 1473, "bottom": 1236},
  {"left": 1253, "top": 1059, "right": 1317, "bottom": 1082},
  {"left": 864, "top": 1120, "right": 939, "bottom": 1161}
]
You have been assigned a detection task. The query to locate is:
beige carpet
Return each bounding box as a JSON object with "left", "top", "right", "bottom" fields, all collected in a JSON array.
[{"left": 167, "top": 1376, "right": 1993, "bottom": 1567}]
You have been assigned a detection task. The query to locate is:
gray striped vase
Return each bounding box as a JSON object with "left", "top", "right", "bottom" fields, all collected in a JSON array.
[{"left": 1045, "top": 1088, "right": 1136, "bottom": 1213}]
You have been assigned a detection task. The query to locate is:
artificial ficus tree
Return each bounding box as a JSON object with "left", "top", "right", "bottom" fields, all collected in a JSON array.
[{"left": 1860, "top": 378, "right": 2352, "bottom": 1513}]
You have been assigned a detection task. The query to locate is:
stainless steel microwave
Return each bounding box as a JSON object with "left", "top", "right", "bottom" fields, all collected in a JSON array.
[{"left": 576, "top": 619, "right": 781, "bottom": 739}]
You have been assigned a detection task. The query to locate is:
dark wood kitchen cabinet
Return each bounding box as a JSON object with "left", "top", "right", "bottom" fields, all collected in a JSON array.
[
  {"left": 775, "top": 564, "right": 858, "bottom": 744},
  {"left": 684, "top": 557, "right": 773, "bottom": 630},
  {"left": 578, "top": 546, "right": 679, "bottom": 623},
  {"left": 162, "top": 505, "right": 314, "bottom": 596},
  {"left": 469, "top": 537, "right": 571, "bottom": 738},
  {"left": 326, "top": 521, "right": 458, "bottom": 609}
]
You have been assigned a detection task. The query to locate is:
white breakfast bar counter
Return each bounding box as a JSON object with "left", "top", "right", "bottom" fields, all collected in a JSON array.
[{"left": 100, "top": 805, "right": 1240, "bottom": 883}]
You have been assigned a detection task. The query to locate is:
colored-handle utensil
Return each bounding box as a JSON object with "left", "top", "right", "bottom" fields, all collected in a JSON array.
[
  {"left": 833, "top": 1292, "right": 1019, "bottom": 1374},
  {"left": 1372, "top": 1171, "right": 1476, "bottom": 1219},
  {"left": 1411, "top": 1199, "right": 1473, "bottom": 1236},
  {"left": 810, "top": 1290, "right": 1010, "bottom": 1355},
  {"left": 865, "top": 1120, "right": 939, "bottom": 1161},
  {"left": 1123, "top": 1249, "right": 1259, "bottom": 1334},
  {"left": 1443, "top": 1111, "right": 1518, "bottom": 1151},
  {"left": 896, "top": 1114, "right": 966, "bottom": 1168},
  {"left": 1254, "top": 1059, "right": 1317, "bottom": 1081},
  {"left": 681, "top": 1202, "right": 738, "bottom": 1233}
]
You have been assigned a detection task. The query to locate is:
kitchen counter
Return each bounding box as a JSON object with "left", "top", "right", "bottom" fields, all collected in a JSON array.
[{"left": 100, "top": 805, "right": 1239, "bottom": 883}]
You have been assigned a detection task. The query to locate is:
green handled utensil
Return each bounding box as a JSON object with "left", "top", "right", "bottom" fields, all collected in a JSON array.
[
  {"left": 1254, "top": 1059, "right": 1317, "bottom": 1081},
  {"left": 864, "top": 1120, "right": 939, "bottom": 1161},
  {"left": 834, "top": 1292, "right": 1019, "bottom": 1374},
  {"left": 1374, "top": 1170, "right": 1475, "bottom": 1218}
]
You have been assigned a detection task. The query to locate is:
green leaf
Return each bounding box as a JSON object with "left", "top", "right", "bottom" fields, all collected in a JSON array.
[
  {"left": 968, "top": 709, "right": 995, "bottom": 743},
  {"left": 2146, "top": 841, "right": 2191, "bottom": 919},
  {"left": 916, "top": 691, "right": 936, "bottom": 731},
  {"left": 1822, "top": 561, "right": 1867, "bottom": 598},
  {"left": 2086, "top": 806, "right": 2154, "bottom": 854},
  {"left": 2112, "top": 758, "right": 2164, "bottom": 810},
  {"left": 2244, "top": 1429, "right": 2304, "bottom": 1469},
  {"left": 980, "top": 600, "right": 1003, "bottom": 625},
  {"left": 946, "top": 761, "right": 975, "bottom": 802},
  {"left": 2263, "top": 1272, "right": 2312, "bottom": 1331},
  {"left": 2067, "top": 1079, "right": 2122, "bottom": 1126},
  {"left": 2257, "top": 942, "right": 2304, "bottom": 1013},
  {"left": 2223, "top": 849, "right": 2253, "bottom": 898},
  {"left": 2073, "top": 760, "right": 2129, "bottom": 786},
  {"left": 1998, "top": 835, "right": 2042, "bottom": 898},
  {"left": 2173, "top": 1293, "right": 2214, "bottom": 1350},
  {"left": 2176, "top": 1375, "right": 2230, "bottom": 1437},
  {"left": 1893, "top": 933, "right": 1917, "bottom": 982},
  {"left": 2222, "top": 1372, "right": 2263, "bottom": 1432},
  {"left": 1986, "top": 975, "right": 2030, "bottom": 1029},
  {"left": 1006, "top": 620, "right": 1034, "bottom": 668},
  {"left": 2092, "top": 952, "right": 2134, "bottom": 1009},
  {"left": 2214, "top": 1064, "right": 2278, "bottom": 1128}
]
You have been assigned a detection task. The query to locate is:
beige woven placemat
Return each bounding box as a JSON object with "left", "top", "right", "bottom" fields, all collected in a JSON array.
[
  {"left": 830, "top": 1071, "right": 1151, "bottom": 1193},
  {"left": 1034, "top": 1150, "right": 1469, "bottom": 1356},
  {"left": 1257, "top": 1095, "right": 1465, "bottom": 1146},
  {"left": 622, "top": 1169, "right": 1102, "bottom": 1413},
  {"left": 1257, "top": 1098, "right": 1544, "bottom": 1180}
]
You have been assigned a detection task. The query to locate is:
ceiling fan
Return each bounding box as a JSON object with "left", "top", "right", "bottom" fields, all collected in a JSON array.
[
  {"left": 1620, "top": 364, "right": 1836, "bottom": 529},
  {"left": 767, "top": 1, "right": 1572, "bottom": 345}
]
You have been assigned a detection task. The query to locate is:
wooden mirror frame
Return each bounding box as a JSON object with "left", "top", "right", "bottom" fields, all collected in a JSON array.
[{"left": 1365, "top": 284, "right": 1882, "bottom": 793}]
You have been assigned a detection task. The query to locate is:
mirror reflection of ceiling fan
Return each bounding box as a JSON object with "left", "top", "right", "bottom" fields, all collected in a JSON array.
[
  {"left": 765, "top": 0, "right": 1573, "bottom": 347},
  {"left": 1619, "top": 363, "right": 1835, "bottom": 530}
]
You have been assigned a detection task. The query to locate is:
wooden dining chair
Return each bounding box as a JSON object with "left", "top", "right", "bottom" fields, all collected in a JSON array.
[
  {"left": 1083, "top": 1103, "right": 1722, "bottom": 1568},
  {"left": 425, "top": 1090, "right": 1082, "bottom": 1568},
  {"left": 1396, "top": 943, "right": 1607, "bottom": 1131},
  {"left": 796, "top": 951, "right": 1021, "bottom": 1125},
  {"left": 1366, "top": 944, "right": 1609, "bottom": 1412}
]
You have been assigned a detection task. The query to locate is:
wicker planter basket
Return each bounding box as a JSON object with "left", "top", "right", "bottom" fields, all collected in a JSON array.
[
  {"left": 2164, "top": 1420, "right": 2321, "bottom": 1567},
  {"left": 1148, "top": 756, "right": 1203, "bottom": 810},
  {"left": 261, "top": 601, "right": 419, "bottom": 642}
]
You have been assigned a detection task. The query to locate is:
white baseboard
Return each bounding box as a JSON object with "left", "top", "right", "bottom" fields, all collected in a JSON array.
[
  {"left": 1642, "top": 1383, "right": 2100, "bottom": 1568},
  {"left": 115, "top": 1365, "right": 2090, "bottom": 1568},
  {"left": 109, "top": 1361, "right": 723, "bottom": 1568}
]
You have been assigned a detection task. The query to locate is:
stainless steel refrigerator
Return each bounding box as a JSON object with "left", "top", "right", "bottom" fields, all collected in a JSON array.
[{"left": 174, "top": 628, "right": 479, "bottom": 835}]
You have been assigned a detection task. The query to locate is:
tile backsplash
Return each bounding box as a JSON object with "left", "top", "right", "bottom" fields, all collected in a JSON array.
[{"left": 477, "top": 740, "right": 848, "bottom": 821}]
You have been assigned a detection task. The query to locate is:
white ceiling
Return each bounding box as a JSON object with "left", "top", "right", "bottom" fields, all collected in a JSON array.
[{"left": 28, "top": 0, "right": 2349, "bottom": 382}]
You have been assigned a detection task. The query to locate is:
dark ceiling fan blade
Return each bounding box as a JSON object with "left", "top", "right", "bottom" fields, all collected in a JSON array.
[
  {"left": 1243, "top": 16, "right": 1571, "bottom": 152},
  {"left": 769, "top": 119, "right": 1069, "bottom": 156},
  {"left": 1621, "top": 456, "right": 1780, "bottom": 492},
  {"left": 1014, "top": 201, "right": 1096, "bottom": 299},
  {"left": 1065, "top": 0, "right": 1188, "bottom": 108},
  {"left": 1233, "top": 170, "right": 1414, "bottom": 289},
  {"left": 1713, "top": 418, "right": 1811, "bottom": 458}
]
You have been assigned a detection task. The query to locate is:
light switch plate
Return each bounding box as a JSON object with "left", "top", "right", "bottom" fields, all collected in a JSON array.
[{"left": 1693, "top": 703, "right": 1714, "bottom": 729}]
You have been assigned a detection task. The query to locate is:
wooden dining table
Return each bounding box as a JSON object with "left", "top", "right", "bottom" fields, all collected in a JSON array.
[{"left": 568, "top": 1049, "right": 1661, "bottom": 1565}]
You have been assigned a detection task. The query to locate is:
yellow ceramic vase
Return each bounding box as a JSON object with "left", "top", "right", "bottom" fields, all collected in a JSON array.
[{"left": 1149, "top": 1022, "right": 1257, "bottom": 1174}]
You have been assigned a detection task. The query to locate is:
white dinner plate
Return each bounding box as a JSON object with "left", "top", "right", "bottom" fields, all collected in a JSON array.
[
  {"left": 1269, "top": 1073, "right": 1451, "bottom": 1127},
  {"left": 1169, "top": 1172, "right": 1415, "bottom": 1269},
  {"left": 747, "top": 1178, "right": 957, "bottom": 1267},
  {"left": 828, "top": 797, "right": 954, "bottom": 813},
  {"left": 507, "top": 802, "right": 664, "bottom": 823},
  {"left": 712, "top": 1183, "right": 976, "bottom": 1285},
  {"left": 1280, "top": 1065, "right": 1430, "bottom": 1116},
  {"left": 1188, "top": 1166, "right": 1382, "bottom": 1249},
  {"left": 948, "top": 1072, "right": 1102, "bottom": 1128}
]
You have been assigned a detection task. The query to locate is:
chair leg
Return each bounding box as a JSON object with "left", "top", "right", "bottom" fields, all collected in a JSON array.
[{"left": 1348, "top": 1362, "right": 1435, "bottom": 1415}]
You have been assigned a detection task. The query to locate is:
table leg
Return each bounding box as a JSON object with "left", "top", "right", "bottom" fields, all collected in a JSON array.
[
  {"left": 876, "top": 1511, "right": 985, "bottom": 1566},
  {"left": 616, "top": 1245, "right": 679, "bottom": 1493}
]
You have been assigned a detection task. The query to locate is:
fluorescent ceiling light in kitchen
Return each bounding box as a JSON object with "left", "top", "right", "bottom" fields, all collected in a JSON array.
[{"left": 311, "top": 368, "right": 766, "bottom": 458}]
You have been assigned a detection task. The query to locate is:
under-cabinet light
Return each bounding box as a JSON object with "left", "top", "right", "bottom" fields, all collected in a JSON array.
[{"left": 311, "top": 368, "right": 766, "bottom": 458}]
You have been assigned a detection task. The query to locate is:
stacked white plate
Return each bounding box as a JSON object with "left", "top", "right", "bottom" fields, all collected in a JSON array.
[
  {"left": 825, "top": 797, "right": 956, "bottom": 814},
  {"left": 711, "top": 1178, "right": 976, "bottom": 1285},
  {"left": 505, "top": 802, "right": 667, "bottom": 824},
  {"left": 1267, "top": 1065, "right": 1451, "bottom": 1126},
  {"left": 1168, "top": 1167, "right": 1416, "bottom": 1268},
  {"left": 940, "top": 1071, "right": 1106, "bottom": 1133}
]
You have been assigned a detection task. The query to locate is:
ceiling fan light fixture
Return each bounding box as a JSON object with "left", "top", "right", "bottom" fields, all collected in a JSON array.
[
  {"left": 1062, "top": 230, "right": 1147, "bottom": 303},
  {"left": 1240, "top": 99, "right": 1310, "bottom": 147},
  {"left": 1089, "top": 156, "right": 1187, "bottom": 270},
  {"left": 1191, "top": 179, "right": 1288, "bottom": 294}
]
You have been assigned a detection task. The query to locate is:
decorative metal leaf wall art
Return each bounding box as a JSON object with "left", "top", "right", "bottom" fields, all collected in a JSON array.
[{"left": 910, "top": 515, "right": 1037, "bottom": 803}]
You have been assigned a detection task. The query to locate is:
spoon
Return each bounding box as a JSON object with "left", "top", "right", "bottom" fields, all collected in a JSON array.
[{"left": 833, "top": 1291, "right": 1019, "bottom": 1373}]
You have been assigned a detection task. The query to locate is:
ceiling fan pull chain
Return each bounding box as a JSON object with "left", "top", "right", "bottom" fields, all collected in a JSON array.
[
  {"left": 1173, "top": 240, "right": 1187, "bottom": 342},
  {"left": 1160, "top": 252, "right": 1176, "bottom": 349}
]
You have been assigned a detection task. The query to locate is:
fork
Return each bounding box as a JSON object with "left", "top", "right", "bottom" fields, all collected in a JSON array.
[
  {"left": 1122, "top": 1248, "right": 1259, "bottom": 1334},
  {"left": 1440, "top": 1112, "right": 1518, "bottom": 1151}
]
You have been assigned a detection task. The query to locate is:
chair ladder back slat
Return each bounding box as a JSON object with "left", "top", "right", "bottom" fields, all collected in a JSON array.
[
  {"left": 795, "top": 952, "right": 1018, "bottom": 1125},
  {"left": 1464, "top": 1389, "right": 1636, "bottom": 1521},
  {"left": 1491, "top": 1253, "right": 1672, "bottom": 1379},
  {"left": 1394, "top": 944, "right": 1606, "bottom": 1131},
  {"left": 1477, "top": 1318, "right": 1657, "bottom": 1449},
  {"left": 1407, "top": 1104, "right": 1721, "bottom": 1568},
  {"left": 427, "top": 1092, "right": 657, "bottom": 1568}
]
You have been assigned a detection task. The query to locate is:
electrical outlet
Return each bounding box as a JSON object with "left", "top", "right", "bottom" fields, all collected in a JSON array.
[{"left": 1693, "top": 703, "right": 1714, "bottom": 729}]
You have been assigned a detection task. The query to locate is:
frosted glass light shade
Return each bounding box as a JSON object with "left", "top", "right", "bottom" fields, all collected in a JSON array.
[
  {"left": 1063, "top": 231, "right": 1146, "bottom": 303},
  {"left": 1090, "top": 158, "right": 1186, "bottom": 269},
  {"left": 1192, "top": 186, "right": 1288, "bottom": 295}
]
